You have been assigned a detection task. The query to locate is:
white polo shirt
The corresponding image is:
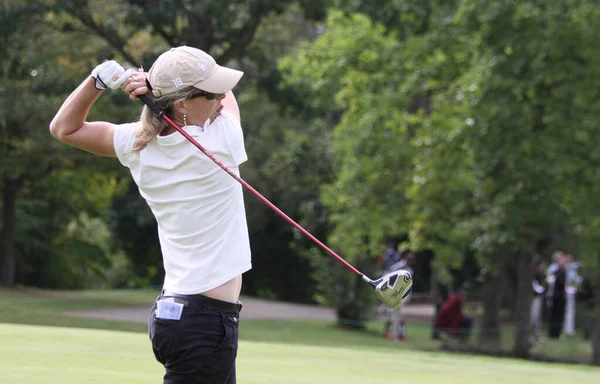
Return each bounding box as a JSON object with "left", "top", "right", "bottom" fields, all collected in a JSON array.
[{"left": 113, "top": 112, "right": 252, "bottom": 294}]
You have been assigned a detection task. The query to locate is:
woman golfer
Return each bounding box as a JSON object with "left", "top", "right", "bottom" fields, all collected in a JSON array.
[{"left": 50, "top": 46, "right": 252, "bottom": 384}]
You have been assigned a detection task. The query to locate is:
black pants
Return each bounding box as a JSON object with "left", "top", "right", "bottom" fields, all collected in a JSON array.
[
  {"left": 148, "top": 291, "right": 242, "bottom": 384},
  {"left": 459, "top": 317, "right": 473, "bottom": 339},
  {"left": 432, "top": 303, "right": 443, "bottom": 339},
  {"left": 435, "top": 316, "right": 473, "bottom": 341},
  {"left": 548, "top": 297, "right": 565, "bottom": 338}
]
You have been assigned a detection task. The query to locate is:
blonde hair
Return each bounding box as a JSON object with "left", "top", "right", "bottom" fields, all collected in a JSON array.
[{"left": 133, "top": 87, "right": 201, "bottom": 151}]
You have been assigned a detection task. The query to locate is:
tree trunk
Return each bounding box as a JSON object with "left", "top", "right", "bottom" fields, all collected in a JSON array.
[
  {"left": 592, "top": 283, "right": 600, "bottom": 366},
  {"left": 512, "top": 250, "right": 534, "bottom": 358},
  {"left": 0, "top": 178, "right": 19, "bottom": 286},
  {"left": 478, "top": 272, "right": 502, "bottom": 350}
]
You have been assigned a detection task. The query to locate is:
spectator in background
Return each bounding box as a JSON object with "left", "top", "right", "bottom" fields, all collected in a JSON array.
[
  {"left": 578, "top": 277, "right": 594, "bottom": 341},
  {"left": 545, "top": 251, "right": 564, "bottom": 311},
  {"left": 546, "top": 251, "right": 563, "bottom": 280},
  {"left": 385, "top": 250, "right": 414, "bottom": 341},
  {"left": 378, "top": 241, "right": 402, "bottom": 273},
  {"left": 434, "top": 288, "right": 472, "bottom": 342},
  {"left": 548, "top": 253, "right": 567, "bottom": 339},
  {"left": 432, "top": 282, "right": 449, "bottom": 340},
  {"left": 563, "top": 254, "right": 584, "bottom": 336},
  {"left": 530, "top": 258, "right": 546, "bottom": 342},
  {"left": 376, "top": 241, "right": 401, "bottom": 315}
]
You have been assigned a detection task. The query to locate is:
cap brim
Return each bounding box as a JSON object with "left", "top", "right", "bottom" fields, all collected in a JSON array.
[{"left": 193, "top": 65, "right": 243, "bottom": 94}]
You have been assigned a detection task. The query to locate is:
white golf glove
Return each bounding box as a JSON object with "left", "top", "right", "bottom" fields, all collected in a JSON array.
[{"left": 90, "top": 60, "right": 136, "bottom": 90}]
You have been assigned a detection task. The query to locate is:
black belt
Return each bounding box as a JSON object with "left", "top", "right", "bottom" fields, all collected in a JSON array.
[{"left": 161, "top": 290, "right": 242, "bottom": 313}]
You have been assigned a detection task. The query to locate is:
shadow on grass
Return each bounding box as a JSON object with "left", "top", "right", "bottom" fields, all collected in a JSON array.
[{"left": 439, "top": 341, "right": 593, "bottom": 366}]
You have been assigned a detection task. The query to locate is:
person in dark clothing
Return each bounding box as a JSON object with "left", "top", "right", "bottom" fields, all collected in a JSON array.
[
  {"left": 434, "top": 288, "right": 472, "bottom": 341},
  {"left": 577, "top": 277, "right": 594, "bottom": 340},
  {"left": 378, "top": 242, "right": 402, "bottom": 273},
  {"left": 548, "top": 255, "right": 567, "bottom": 338},
  {"left": 432, "top": 283, "right": 449, "bottom": 340},
  {"left": 530, "top": 258, "right": 546, "bottom": 341}
]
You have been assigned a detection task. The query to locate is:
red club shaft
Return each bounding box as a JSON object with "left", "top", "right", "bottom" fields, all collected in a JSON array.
[{"left": 139, "top": 95, "right": 363, "bottom": 277}]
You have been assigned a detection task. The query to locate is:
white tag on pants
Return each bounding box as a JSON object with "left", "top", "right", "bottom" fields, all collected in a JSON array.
[{"left": 156, "top": 299, "right": 184, "bottom": 320}]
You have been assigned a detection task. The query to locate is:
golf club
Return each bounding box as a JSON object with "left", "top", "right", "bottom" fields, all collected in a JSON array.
[{"left": 138, "top": 94, "right": 412, "bottom": 309}]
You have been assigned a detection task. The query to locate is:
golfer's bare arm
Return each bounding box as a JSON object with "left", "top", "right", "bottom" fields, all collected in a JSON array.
[
  {"left": 49, "top": 77, "right": 117, "bottom": 157},
  {"left": 222, "top": 91, "right": 241, "bottom": 122}
]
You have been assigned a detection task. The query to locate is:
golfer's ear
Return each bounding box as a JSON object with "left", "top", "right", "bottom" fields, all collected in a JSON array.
[{"left": 173, "top": 100, "right": 186, "bottom": 116}]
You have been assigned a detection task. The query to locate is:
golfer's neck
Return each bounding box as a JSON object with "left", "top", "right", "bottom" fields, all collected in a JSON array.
[{"left": 201, "top": 275, "right": 242, "bottom": 303}]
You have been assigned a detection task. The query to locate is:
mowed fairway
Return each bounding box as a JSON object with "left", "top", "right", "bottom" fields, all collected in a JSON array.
[{"left": 1, "top": 323, "right": 599, "bottom": 384}]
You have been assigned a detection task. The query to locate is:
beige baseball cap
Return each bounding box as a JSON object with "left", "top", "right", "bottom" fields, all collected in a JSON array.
[{"left": 147, "top": 46, "right": 243, "bottom": 97}]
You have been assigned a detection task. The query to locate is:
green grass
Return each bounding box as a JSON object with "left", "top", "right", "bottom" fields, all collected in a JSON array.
[
  {"left": 0, "top": 287, "right": 595, "bottom": 366},
  {"left": 0, "top": 287, "right": 159, "bottom": 332},
  {"left": 0, "top": 287, "right": 159, "bottom": 309},
  {"left": 1, "top": 323, "right": 598, "bottom": 384}
]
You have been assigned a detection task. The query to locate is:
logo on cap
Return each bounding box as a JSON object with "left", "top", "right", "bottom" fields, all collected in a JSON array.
[
  {"left": 197, "top": 58, "right": 209, "bottom": 72},
  {"left": 172, "top": 77, "right": 184, "bottom": 87}
]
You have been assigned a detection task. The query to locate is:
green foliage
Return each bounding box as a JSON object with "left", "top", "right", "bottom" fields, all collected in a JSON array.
[
  {"left": 237, "top": 85, "right": 331, "bottom": 303},
  {"left": 282, "top": 11, "right": 407, "bottom": 260},
  {"left": 4, "top": 1, "right": 600, "bottom": 363},
  {"left": 107, "top": 181, "right": 163, "bottom": 287},
  {"left": 0, "top": 0, "right": 142, "bottom": 287},
  {"left": 281, "top": 2, "right": 600, "bottom": 358},
  {"left": 50, "top": 212, "right": 115, "bottom": 288},
  {"left": 1, "top": 0, "right": 336, "bottom": 301}
]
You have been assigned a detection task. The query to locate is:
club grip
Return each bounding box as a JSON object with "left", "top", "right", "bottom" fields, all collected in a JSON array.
[{"left": 139, "top": 95, "right": 164, "bottom": 118}]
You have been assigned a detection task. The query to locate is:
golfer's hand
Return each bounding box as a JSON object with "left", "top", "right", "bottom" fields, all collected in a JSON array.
[
  {"left": 121, "top": 68, "right": 148, "bottom": 101},
  {"left": 90, "top": 60, "right": 136, "bottom": 90}
]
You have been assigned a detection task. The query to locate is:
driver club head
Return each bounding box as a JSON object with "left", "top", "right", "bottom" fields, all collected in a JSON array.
[{"left": 369, "top": 270, "right": 413, "bottom": 309}]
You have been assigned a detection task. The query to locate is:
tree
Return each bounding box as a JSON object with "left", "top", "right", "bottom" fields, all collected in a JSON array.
[
  {"left": 26, "top": 0, "right": 335, "bottom": 301},
  {"left": 449, "top": 0, "right": 600, "bottom": 358},
  {"left": 281, "top": 11, "right": 417, "bottom": 323},
  {"left": 0, "top": 1, "right": 139, "bottom": 287},
  {"left": 282, "top": 1, "right": 600, "bottom": 362},
  {"left": 0, "top": 2, "right": 70, "bottom": 286}
]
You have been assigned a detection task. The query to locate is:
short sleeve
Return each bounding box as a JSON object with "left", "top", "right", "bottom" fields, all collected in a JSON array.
[
  {"left": 219, "top": 112, "right": 247, "bottom": 166},
  {"left": 113, "top": 122, "right": 138, "bottom": 168}
]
